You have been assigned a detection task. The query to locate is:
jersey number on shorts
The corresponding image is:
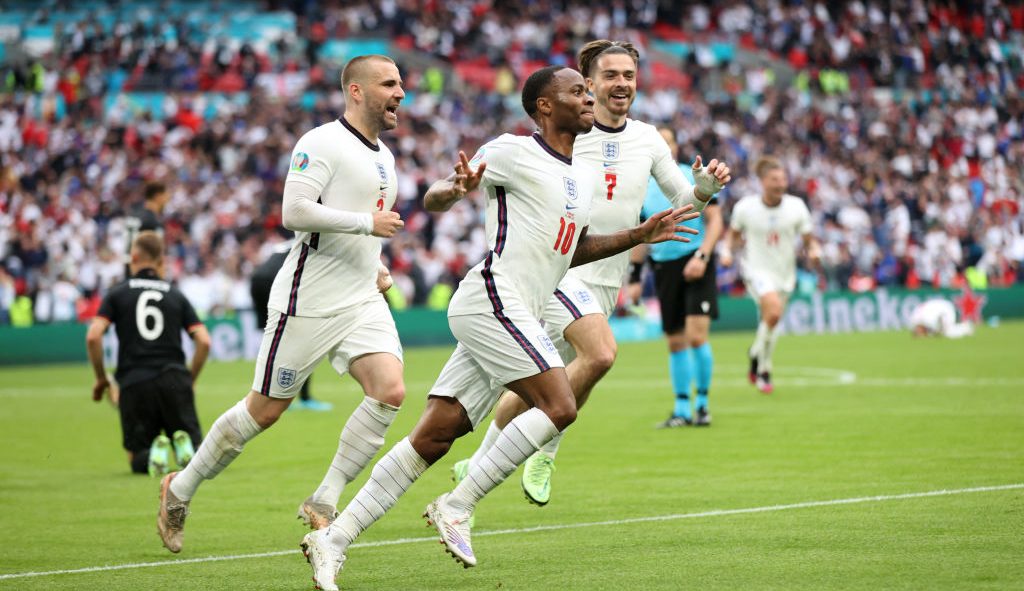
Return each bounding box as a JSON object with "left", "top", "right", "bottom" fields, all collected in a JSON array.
[
  {"left": 136, "top": 290, "right": 165, "bottom": 341},
  {"left": 553, "top": 218, "right": 577, "bottom": 255},
  {"left": 605, "top": 173, "right": 617, "bottom": 200}
]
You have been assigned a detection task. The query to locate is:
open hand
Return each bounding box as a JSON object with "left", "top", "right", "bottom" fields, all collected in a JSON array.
[
  {"left": 452, "top": 150, "right": 486, "bottom": 197},
  {"left": 637, "top": 207, "right": 699, "bottom": 244}
]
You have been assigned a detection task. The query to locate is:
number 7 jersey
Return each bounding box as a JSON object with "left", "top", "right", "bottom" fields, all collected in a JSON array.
[
  {"left": 448, "top": 133, "right": 595, "bottom": 318},
  {"left": 571, "top": 119, "right": 705, "bottom": 288}
]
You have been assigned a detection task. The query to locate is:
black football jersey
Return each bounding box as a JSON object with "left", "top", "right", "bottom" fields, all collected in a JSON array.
[{"left": 97, "top": 268, "right": 202, "bottom": 388}]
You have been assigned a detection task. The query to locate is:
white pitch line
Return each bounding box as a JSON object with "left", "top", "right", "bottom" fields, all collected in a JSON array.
[{"left": 2, "top": 483, "right": 1021, "bottom": 581}]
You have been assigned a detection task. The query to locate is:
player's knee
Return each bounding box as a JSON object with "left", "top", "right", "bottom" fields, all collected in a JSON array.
[
  {"left": 688, "top": 332, "right": 708, "bottom": 348},
  {"left": 544, "top": 398, "right": 577, "bottom": 431},
  {"left": 409, "top": 429, "right": 455, "bottom": 465},
  {"left": 371, "top": 379, "right": 405, "bottom": 407},
  {"left": 588, "top": 341, "right": 617, "bottom": 375},
  {"left": 249, "top": 408, "right": 282, "bottom": 430}
]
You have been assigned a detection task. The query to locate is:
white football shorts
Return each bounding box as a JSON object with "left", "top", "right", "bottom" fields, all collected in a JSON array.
[
  {"left": 429, "top": 306, "right": 565, "bottom": 428},
  {"left": 252, "top": 296, "right": 402, "bottom": 398},
  {"left": 540, "top": 277, "right": 617, "bottom": 362},
  {"left": 742, "top": 271, "right": 794, "bottom": 301}
]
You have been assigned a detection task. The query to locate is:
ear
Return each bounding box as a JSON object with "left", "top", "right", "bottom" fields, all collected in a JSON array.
[
  {"left": 536, "top": 96, "right": 553, "bottom": 118},
  {"left": 585, "top": 77, "right": 596, "bottom": 93},
  {"left": 348, "top": 83, "right": 362, "bottom": 102}
]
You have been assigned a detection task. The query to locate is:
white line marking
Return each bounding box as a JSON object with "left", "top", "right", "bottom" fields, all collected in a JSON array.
[{"left": 2, "top": 483, "right": 1021, "bottom": 581}]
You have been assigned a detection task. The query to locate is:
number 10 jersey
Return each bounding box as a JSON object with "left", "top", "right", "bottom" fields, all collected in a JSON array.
[{"left": 448, "top": 133, "right": 595, "bottom": 319}]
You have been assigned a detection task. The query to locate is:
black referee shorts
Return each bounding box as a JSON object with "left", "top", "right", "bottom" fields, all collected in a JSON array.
[
  {"left": 119, "top": 370, "right": 203, "bottom": 454},
  {"left": 652, "top": 252, "right": 719, "bottom": 335}
]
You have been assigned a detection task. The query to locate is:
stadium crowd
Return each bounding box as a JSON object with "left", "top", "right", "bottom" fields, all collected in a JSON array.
[{"left": 1, "top": 0, "right": 1022, "bottom": 325}]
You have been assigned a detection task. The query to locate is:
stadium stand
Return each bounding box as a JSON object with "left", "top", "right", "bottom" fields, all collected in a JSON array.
[{"left": 0, "top": 0, "right": 1021, "bottom": 323}]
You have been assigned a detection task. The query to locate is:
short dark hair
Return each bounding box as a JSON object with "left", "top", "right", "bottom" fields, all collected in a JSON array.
[
  {"left": 133, "top": 230, "right": 164, "bottom": 262},
  {"left": 577, "top": 40, "right": 640, "bottom": 78},
  {"left": 521, "top": 66, "right": 566, "bottom": 119},
  {"left": 341, "top": 54, "right": 396, "bottom": 89},
  {"left": 144, "top": 181, "right": 166, "bottom": 201}
]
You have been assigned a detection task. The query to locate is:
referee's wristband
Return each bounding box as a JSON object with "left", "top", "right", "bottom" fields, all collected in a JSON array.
[{"left": 629, "top": 262, "right": 643, "bottom": 283}]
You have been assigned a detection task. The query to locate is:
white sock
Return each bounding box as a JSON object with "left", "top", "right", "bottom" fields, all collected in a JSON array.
[
  {"left": 466, "top": 420, "right": 502, "bottom": 471},
  {"left": 326, "top": 437, "right": 428, "bottom": 547},
  {"left": 539, "top": 430, "right": 564, "bottom": 458},
  {"left": 311, "top": 396, "right": 399, "bottom": 507},
  {"left": 170, "top": 400, "right": 262, "bottom": 501},
  {"left": 446, "top": 408, "right": 558, "bottom": 513},
  {"left": 759, "top": 324, "right": 780, "bottom": 373},
  {"left": 750, "top": 321, "right": 770, "bottom": 358}
]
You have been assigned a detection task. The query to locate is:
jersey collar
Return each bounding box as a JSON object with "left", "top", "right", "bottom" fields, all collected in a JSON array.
[
  {"left": 593, "top": 119, "right": 627, "bottom": 133},
  {"left": 339, "top": 116, "right": 381, "bottom": 152},
  {"left": 531, "top": 133, "right": 572, "bottom": 165},
  {"left": 132, "top": 268, "right": 160, "bottom": 279}
]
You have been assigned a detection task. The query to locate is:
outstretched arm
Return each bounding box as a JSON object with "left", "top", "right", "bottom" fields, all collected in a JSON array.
[
  {"left": 424, "top": 151, "right": 487, "bottom": 212},
  {"left": 571, "top": 207, "right": 698, "bottom": 268},
  {"left": 652, "top": 147, "right": 731, "bottom": 210}
]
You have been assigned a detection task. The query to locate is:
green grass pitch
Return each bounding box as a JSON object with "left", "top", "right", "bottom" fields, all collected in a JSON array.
[{"left": 1, "top": 323, "right": 1022, "bottom": 590}]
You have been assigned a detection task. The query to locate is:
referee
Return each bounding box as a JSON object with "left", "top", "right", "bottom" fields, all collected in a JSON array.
[
  {"left": 629, "top": 128, "right": 723, "bottom": 428},
  {"left": 86, "top": 231, "right": 211, "bottom": 475}
]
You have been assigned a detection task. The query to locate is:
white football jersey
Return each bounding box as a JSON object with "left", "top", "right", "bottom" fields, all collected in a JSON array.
[
  {"left": 910, "top": 299, "right": 957, "bottom": 334},
  {"left": 268, "top": 118, "right": 398, "bottom": 317},
  {"left": 449, "top": 133, "right": 594, "bottom": 318},
  {"left": 730, "top": 194, "right": 813, "bottom": 292},
  {"left": 569, "top": 119, "right": 703, "bottom": 287}
]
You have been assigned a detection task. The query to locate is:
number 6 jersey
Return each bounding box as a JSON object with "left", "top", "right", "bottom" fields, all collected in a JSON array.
[
  {"left": 96, "top": 268, "right": 203, "bottom": 388},
  {"left": 448, "top": 133, "right": 595, "bottom": 318}
]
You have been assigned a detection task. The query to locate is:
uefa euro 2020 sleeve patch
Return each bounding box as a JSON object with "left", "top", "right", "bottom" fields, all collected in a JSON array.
[{"left": 291, "top": 152, "right": 310, "bottom": 172}]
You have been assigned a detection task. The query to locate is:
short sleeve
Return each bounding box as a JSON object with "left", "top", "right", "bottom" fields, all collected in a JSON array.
[
  {"left": 97, "top": 292, "right": 115, "bottom": 321},
  {"left": 469, "top": 134, "right": 519, "bottom": 189},
  {"left": 730, "top": 200, "right": 746, "bottom": 232},
  {"left": 181, "top": 295, "right": 202, "bottom": 329},
  {"left": 286, "top": 129, "right": 335, "bottom": 194},
  {"left": 797, "top": 199, "right": 813, "bottom": 234}
]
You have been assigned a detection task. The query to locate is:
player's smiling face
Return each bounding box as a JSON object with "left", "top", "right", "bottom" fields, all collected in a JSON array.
[
  {"left": 549, "top": 68, "right": 595, "bottom": 134},
  {"left": 588, "top": 53, "right": 637, "bottom": 120},
  {"left": 365, "top": 62, "right": 405, "bottom": 131},
  {"left": 761, "top": 169, "right": 788, "bottom": 204}
]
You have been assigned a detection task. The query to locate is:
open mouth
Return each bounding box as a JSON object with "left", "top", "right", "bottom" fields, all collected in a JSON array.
[
  {"left": 385, "top": 105, "right": 398, "bottom": 116},
  {"left": 609, "top": 93, "right": 630, "bottom": 101}
]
